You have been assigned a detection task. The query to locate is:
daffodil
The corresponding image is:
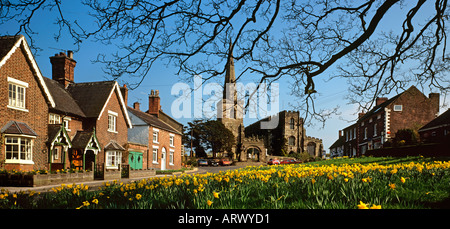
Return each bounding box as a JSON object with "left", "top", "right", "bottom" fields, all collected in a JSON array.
[
  {"left": 207, "top": 200, "right": 213, "bottom": 206},
  {"left": 400, "top": 177, "right": 406, "bottom": 183},
  {"left": 357, "top": 201, "right": 369, "bottom": 209},
  {"left": 213, "top": 191, "right": 219, "bottom": 199},
  {"left": 389, "top": 183, "right": 396, "bottom": 190}
]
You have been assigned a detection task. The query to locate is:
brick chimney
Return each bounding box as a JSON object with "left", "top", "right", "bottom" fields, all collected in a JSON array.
[
  {"left": 50, "top": 51, "right": 76, "bottom": 88},
  {"left": 120, "top": 84, "right": 128, "bottom": 105},
  {"left": 429, "top": 93, "right": 440, "bottom": 116},
  {"left": 133, "top": 102, "right": 140, "bottom": 111},
  {"left": 148, "top": 90, "right": 161, "bottom": 117},
  {"left": 358, "top": 112, "right": 366, "bottom": 119},
  {"left": 376, "top": 97, "right": 388, "bottom": 106}
]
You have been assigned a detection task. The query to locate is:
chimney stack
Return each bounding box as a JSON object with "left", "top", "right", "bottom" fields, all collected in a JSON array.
[
  {"left": 133, "top": 102, "right": 140, "bottom": 111},
  {"left": 120, "top": 84, "right": 128, "bottom": 105},
  {"left": 429, "top": 93, "right": 440, "bottom": 116},
  {"left": 50, "top": 51, "right": 76, "bottom": 88},
  {"left": 148, "top": 89, "right": 161, "bottom": 117},
  {"left": 376, "top": 97, "right": 388, "bottom": 106}
]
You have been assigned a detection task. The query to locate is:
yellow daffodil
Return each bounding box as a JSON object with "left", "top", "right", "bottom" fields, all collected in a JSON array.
[
  {"left": 389, "top": 183, "right": 396, "bottom": 190},
  {"left": 92, "top": 199, "right": 98, "bottom": 204},
  {"left": 400, "top": 177, "right": 406, "bottom": 183},
  {"left": 136, "top": 194, "right": 142, "bottom": 200},
  {"left": 207, "top": 200, "right": 213, "bottom": 206},
  {"left": 213, "top": 191, "right": 219, "bottom": 199},
  {"left": 357, "top": 201, "right": 369, "bottom": 209}
]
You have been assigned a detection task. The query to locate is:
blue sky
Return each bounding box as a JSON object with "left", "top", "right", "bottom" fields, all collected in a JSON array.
[{"left": 1, "top": 1, "right": 447, "bottom": 153}]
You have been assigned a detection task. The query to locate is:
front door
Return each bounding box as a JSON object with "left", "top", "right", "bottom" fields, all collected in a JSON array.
[
  {"left": 129, "top": 151, "right": 143, "bottom": 170},
  {"left": 161, "top": 148, "right": 166, "bottom": 170}
]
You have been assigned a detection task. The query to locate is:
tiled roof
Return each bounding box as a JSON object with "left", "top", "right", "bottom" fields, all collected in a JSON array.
[
  {"left": 1, "top": 121, "right": 37, "bottom": 136},
  {"left": 43, "top": 77, "right": 86, "bottom": 117},
  {"left": 104, "top": 140, "right": 126, "bottom": 151},
  {"left": 0, "top": 35, "right": 22, "bottom": 62},
  {"left": 66, "top": 81, "right": 116, "bottom": 118}
]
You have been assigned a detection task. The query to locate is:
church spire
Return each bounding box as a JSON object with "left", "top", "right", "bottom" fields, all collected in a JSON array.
[{"left": 224, "top": 43, "right": 236, "bottom": 100}]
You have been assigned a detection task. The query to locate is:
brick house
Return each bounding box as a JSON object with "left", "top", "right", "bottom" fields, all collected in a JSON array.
[
  {"left": 43, "top": 51, "right": 132, "bottom": 171},
  {"left": 356, "top": 86, "right": 439, "bottom": 155},
  {"left": 330, "top": 86, "right": 440, "bottom": 157},
  {"left": 127, "top": 90, "right": 183, "bottom": 170},
  {"left": 418, "top": 108, "right": 450, "bottom": 143},
  {"left": 0, "top": 35, "right": 56, "bottom": 171},
  {"left": 1, "top": 35, "right": 132, "bottom": 172}
]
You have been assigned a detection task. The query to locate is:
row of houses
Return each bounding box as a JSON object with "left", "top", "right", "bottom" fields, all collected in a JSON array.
[
  {"left": 0, "top": 35, "right": 183, "bottom": 172},
  {"left": 329, "top": 86, "right": 444, "bottom": 157}
]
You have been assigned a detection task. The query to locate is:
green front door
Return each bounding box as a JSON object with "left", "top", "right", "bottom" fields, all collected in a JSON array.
[{"left": 129, "top": 151, "right": 143, "bottom": 170}]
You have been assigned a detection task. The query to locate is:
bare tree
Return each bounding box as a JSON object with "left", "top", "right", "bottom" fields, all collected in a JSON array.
[{"left": 1, "top": 0, "right": 449, "bottom": 125}]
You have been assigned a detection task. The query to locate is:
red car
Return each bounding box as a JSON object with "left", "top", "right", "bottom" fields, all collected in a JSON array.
[
  {"left": 220, "top": 158, "right": 232, "bottom": 166},
  {"left": 280, "top": 159, "right": 301, "bottom": 164},
  {"left": 267, "top": 159, "right": 280, "bottom": 165}
]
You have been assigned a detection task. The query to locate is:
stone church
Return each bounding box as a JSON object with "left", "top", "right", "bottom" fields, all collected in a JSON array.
[{"left": 217, "top": 52, "right": 323, "bottom": 162}]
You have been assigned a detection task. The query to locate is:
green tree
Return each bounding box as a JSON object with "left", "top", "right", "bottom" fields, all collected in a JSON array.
[{"left": 185, "top": 120, "right": 235, "bottom": 158}]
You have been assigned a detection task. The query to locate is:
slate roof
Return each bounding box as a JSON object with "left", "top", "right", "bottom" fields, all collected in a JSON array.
[
  {"left": 358, "top": 92, "right": 404, "bottom": 122},
  {"left": 419, "top": 109, "right": 450, "bottom": 132},
  {"left": 1, "top": 121, "right": 37, "bottom": 136},
  {"left": 128, "top": 106, "right": 182, "bottom": 135}
]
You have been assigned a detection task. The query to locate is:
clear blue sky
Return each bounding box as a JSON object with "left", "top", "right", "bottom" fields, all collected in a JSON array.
[{"left": 1, "top": 1, "right": 446, "bottom": 153}]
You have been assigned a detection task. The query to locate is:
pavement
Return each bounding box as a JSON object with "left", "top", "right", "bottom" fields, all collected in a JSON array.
[
  {"left": 1, "top": 167, "right": 206, "bottom": 193},
  {"left": 1, "top": 164, "right": 253, "bottom": 193}
]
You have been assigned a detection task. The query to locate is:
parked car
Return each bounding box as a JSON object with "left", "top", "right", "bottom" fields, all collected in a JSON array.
[
  {"left": 220, "top": 158, "right": 232, "bottom": 166},
  {"left": 267, "top": 158, "right": 280, "bottom": 165},
  {"left": 208, "top": 159, "right": 220, "bottom": 166},
  {"left": 280, "top": 159, "right": 301, "bottom": 164},
  {"left": 198, "top": 159, "right": 209, "bottom": 166}
]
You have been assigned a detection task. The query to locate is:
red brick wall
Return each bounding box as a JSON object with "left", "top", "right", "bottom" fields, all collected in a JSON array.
[
  {"left": 148, "top": 127, "right": 182, "bottom": 170},
  {"left": 0, "top": 46, "right": 49, "bottom": 171},
  {"left": 95, "top": 88, "right": 128, "bottom": 167},
  {"left": 387, "top": 87, "right": 437, "bottom": 138}
]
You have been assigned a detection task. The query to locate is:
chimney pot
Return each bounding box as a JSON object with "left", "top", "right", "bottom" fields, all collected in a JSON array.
[{"left": 50, "top": 51, "right": 77, "bottom": 88}]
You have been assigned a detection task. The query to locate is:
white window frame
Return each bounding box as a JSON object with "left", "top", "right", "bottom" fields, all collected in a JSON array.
[
  {"left": 152, "top": 146, "right": 159, "bottom": 164},
  {"left": 108, "top": 111, "right": 118, "bottom": 133},
  {"left": 63, "top": 117, "right": 71, "bottom": 131},
  {"left": 4, "top": 135, "right": 34, "bottom": 164},
  {"left": 364, "top": 127, "right": 368, "bottom": 140},
  {"left": 106, "top": 150, "right": 122, "bottom": 169},
  {"left": 169, "top": 134, "right": 175, "bottom": 147},
  {"left": 373, "top": 123, "right": 377, "bottom": 136},
  {"left": 169, "top": 149, "right": 174, "bottom": 165},
  {"left": 49, "top": 113, "right": 61, "bottom": 124},
  {"left": 393, "top": 105, "right": 403, "bottom": 111},
  {"left": 353, "top": 128, "right": 356, "bottom": 139},
  {"left": 153, "top": 128, "right": 159, "bottom": 144},
  {"left": 7, "top": 77, "right": 28, "bottom": 112}
]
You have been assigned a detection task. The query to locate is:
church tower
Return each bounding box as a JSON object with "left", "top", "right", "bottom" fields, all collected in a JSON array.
[{"left": 217, "top": 47, "right": 245, "bottom": 159}]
